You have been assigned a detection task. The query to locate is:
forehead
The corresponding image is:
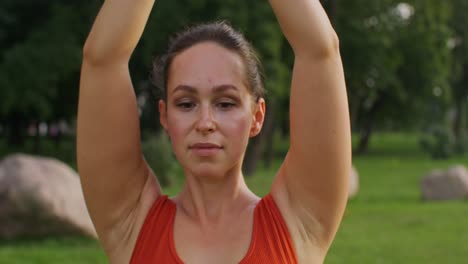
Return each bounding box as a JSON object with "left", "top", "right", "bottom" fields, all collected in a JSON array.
[{"left": 167, "top": 42, "right": 247, "bottom": 95}]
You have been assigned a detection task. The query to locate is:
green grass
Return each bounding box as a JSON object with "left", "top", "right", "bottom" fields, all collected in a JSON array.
[
  {"left": 327, "top": 132, "right": 468, "bottom": 264},
  {"left": 0, "top": 237, "right": 107, "bottom": 264},
  {"left": 1, "top": 132, "right": 467, "bottom": 263}
]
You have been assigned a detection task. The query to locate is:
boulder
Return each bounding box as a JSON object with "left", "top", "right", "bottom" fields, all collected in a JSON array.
[
  {"left": 0, "top": 154, "right": 96, "bottom": 239},
  {"left": 421, "top": 165, "right": 468, "bottom": 201},
  {"left": 349, "top": 166, "right": 359, "bottom": 199}
]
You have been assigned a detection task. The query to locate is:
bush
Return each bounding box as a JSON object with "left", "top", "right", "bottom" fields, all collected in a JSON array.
[
  {"left": 453, "top": 131, "right": 468, "bottom": 155},
  {"left": 420, "top": 125, "right": 455, "bottom": 159},
  {"left": 141, "top": 132, "right": 177, "bottom": 187}
]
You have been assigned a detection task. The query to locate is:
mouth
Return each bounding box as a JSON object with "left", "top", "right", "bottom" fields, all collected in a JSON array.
[
  {"left": 190, "top": 143, "right": 222, "bottom": 149},
  {"left": 189, "top": 143, "right": 223, "bottom": 156}
]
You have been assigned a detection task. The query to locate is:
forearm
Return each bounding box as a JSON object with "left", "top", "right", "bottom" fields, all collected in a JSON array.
[
  {"left": 83, "top": 0, "right": 156, "bottom": 65},
  {"left": 268, "top": 0, "right": 338, "bottom": 58}
]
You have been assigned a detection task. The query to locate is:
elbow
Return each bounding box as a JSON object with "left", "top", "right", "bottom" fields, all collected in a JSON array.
[
  {"left": 82, "top": 40, "right": 105, "bottom": 66},
  {"left": 327, "top": 31, "right": 340, "bottom": 56},
  {"left": 295, "top": 30, "right": 341, "bottom": 61},
  {"left": 315, "top": 32, "right": 340, "bottom": 59},
  {"left": 82, "top": 39, "right": 98, "bottom": 62},
  {"left": 82, "top": 40, "right": 126, "bottom": 66}
]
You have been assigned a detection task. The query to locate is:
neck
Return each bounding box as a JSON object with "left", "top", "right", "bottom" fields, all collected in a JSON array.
[{"left": 174, "top": 165, "right": 259, "bottom": 227}]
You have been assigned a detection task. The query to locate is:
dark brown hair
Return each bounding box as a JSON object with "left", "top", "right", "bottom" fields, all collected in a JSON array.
[{"left": 152, "top": 21, "right": 265, "bottom": 102}]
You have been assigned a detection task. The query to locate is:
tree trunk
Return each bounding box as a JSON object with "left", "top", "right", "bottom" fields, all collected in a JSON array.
[
  {"left": 452, "top": 99, "right": 463, "bottom": 142},
  {"left": 33, "top": 122, "right": 40, "bottom": 154},
  {"left": 6, "top": 111, "right": 25, "bottom": 147},
  {"left": 357, "top": 120, "right": 373, "bottom": 154},
  {"left": 243, "top": 99, "right": 277, "bottom": 176},
  {"left": 356, "top": 97, "right": 383, "bottom": 154},
  {"left": 262, "top": 101, "right": 277, "bottom": 169},
  {"left": 350, "top": 96, "right": 362, "bottom": 133},
  {"left": 452, "top": 64, "right": 468, "bottom": 150},
  {"left": 243, "top": 134, "right": 263, "bottom": 176}
]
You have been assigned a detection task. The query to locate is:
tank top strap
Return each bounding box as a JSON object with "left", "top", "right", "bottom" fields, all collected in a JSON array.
[
  {"left": 129, "top": 195, "right": 182, "bottom": 264},
  {"left": 240, "top": 193, "right": 298, "bottom": 264},
  {"left": 130, "top": 193, "right": 298, "bottom": 264}
]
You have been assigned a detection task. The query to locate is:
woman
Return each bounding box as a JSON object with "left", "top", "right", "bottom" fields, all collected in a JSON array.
[{"left": 77, "top": 0, "right": 351, "bottom": 263}]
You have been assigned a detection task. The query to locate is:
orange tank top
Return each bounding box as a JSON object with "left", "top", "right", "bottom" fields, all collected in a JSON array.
[{"left": 129, "top": 193, "right": 298, "bottom": 263}]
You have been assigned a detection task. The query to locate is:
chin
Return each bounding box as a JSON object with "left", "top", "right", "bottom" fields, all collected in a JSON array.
[{"left": 188, "top": 162, "right": 230, "bottom": 181}]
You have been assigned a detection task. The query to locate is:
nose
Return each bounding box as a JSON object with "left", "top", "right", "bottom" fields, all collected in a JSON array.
[{"left": 195, "top": 104, "right": 216, "bottom": 134}]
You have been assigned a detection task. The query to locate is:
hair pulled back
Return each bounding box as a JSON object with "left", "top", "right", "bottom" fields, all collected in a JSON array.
[{"left": 152, "top": 21, "right": 265, "bottom": 102}]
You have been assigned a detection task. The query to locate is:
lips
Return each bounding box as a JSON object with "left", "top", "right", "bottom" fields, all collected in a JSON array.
[
  {"left": 189, "top": 142, "right": 222, "bottom": 156},
  {"left": 190, "top": 142, "right": 222, "bottom": 148}
]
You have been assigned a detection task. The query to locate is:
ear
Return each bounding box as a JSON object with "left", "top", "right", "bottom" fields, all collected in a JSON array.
[
  {"left": 159, "top": 99, "right": 168, "bottom": 133},
  {"left": 249, "top": 97, "right": 266, "bottom": 137}
]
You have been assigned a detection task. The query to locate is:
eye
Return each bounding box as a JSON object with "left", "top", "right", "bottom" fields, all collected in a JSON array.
[
  {"left": 176, "top": 101, "right": 196, "bottom": 110},
  {"left": 216, "top": 101, "right": 236, "bottom": 110}
]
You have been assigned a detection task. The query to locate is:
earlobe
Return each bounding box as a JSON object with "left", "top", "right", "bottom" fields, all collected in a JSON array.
[{"left": 250, "top": 122, "right": 261, "bottom": 137}]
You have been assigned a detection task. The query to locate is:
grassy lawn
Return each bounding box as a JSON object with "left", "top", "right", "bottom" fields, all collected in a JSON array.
[
  {"left": 327, "top": 133, "right": 468, "bottom": 264},
  {"left": 0, "top": 237, "right": 107, "bottom": 264},
  {"left": 0, "top": 132, "right": 467, "bottom": 263}
]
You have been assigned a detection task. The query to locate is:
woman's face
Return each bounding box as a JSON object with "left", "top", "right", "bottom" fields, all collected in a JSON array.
[{"left": 159, "top": 42, "right": 265, "bottom": 180}]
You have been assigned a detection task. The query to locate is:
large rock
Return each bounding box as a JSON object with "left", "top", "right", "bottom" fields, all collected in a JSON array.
[
  {"left": 349, "top": 166, "right": 359, "bottom": 199},
  {"left": 421, "top": 165, "right": 468, "bottom": 201},
  {"left": 0, "top": 154, "right": 96, "bottom": 239}
]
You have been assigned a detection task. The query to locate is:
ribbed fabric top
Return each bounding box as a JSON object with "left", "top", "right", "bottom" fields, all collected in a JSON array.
[{"left": 129, "top": 193, "right": 298, "bottom": 264}]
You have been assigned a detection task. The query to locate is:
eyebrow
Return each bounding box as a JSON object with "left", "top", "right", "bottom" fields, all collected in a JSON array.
[{"left": 172, "top": 84, "right": 239, "bottom": 95}]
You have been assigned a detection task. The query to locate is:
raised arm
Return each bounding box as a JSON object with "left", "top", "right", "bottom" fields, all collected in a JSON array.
[
  {"left": 269, "top": 0, "right": 351, "bottom": 258},
  {"left": 77, "top": 0, "right": 160, "bottom": 260}
]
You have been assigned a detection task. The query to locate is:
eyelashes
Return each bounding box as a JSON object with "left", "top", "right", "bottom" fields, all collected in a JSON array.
[
  {"left": 216, "top": 102, "right": 236, "bottom": 110},
  {"left": 174, "top": 98, "right": 239, "bottom": 111},
  {"left": 176, "top": 102, "right": 196, "bottom": 109}
]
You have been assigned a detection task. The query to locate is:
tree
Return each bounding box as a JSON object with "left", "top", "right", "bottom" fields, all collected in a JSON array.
[
  {"left": 0, "top": 3, "right": 83, "bottom": 145},
  {"left": 449, "top": 0, "right": 468, "bottom": 153},
  {"left": 336, "top": 0, "right": 452, "bottom": 154}
]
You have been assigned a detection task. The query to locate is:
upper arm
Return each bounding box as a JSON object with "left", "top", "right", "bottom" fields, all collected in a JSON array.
[
  {"left": 77, "top": 60, "right": 161, "bottom": 252},
  {"left": 271, "top": 51, "right": 351, "bottom": 249}
]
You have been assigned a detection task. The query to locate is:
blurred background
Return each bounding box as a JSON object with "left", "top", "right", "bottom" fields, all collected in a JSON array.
[{"left": 0, "top": 0, "right": 467, "bottom": 263}]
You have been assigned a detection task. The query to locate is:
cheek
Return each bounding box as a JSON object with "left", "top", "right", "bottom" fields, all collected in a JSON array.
[
  {"left": 222, "top": 112, "right": 252, "bottom": 145},
  {"left": 166, "top": 113, "right": 189, "bottom": 147}
]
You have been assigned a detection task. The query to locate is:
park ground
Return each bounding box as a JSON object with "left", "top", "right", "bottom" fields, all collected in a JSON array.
[{"left": 0, "top": 132, "right": 467, "bottom": 264}]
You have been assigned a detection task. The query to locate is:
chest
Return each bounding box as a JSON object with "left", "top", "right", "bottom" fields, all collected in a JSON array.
[
  {"left": 129, "top": 195, "right": 303, "bottom": 264},
  {"left": 173, "top": 211, "right": 254, "bottom": 264}
]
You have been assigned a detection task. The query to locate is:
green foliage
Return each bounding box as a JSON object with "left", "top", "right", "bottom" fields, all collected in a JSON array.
[
  {"left": 420, "top": 125, "right": 456, "bottom": 159},
  {"left": 449, "top": 0, "right": 468, "bottom": 152},
  {"left": 396, "top": 0, "right": 453, "bottom": 117},
  {"left": 1, "top": 0, "right": 459, "bottom": 151},
  {"left": 451, "top": 0, "right": 468, "bottom": 85},
  {"left": 337, "top": 0, "right": 453, "bottom": 132},
  {"left": 0, "top": 2, "right": 89, "bottom": 119},
  {"left": 0, "top": 0, "right": 466, "bottom": 171},
  {"left": 0, "top": 137, "right": 77, "bottom": 169},
  {"left": 141, "top": 132, "right": 178, "bottom": 187},
  {"left": 453, "top": 129, "right": 468, "bottom": 154}
]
